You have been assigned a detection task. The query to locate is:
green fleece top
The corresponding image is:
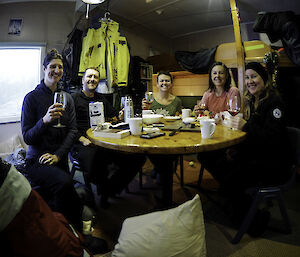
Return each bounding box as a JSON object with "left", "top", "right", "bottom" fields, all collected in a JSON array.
[{"left": 150, "top": 96, "right": 182, "bottom": 116}]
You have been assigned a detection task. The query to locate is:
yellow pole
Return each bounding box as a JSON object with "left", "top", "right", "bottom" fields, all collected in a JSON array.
[{"left": 229, "top": 0, "right": 245, "bottom": 108}]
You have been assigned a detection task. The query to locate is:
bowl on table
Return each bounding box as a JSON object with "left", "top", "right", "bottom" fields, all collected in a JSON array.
[{"left": 142, "top": 114, "right": 163, "bottom": 124}]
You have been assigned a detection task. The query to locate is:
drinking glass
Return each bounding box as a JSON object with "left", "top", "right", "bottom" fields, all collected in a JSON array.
[
  {"left": 227, "top": 95, "right": 240, "bottom": 117},
  {"left": 53, "top": 91, "right": 66, "bottom": 128},
  {"left": 227, "top": 95, "right": 240, "bottom": 130},
  {"left": 196, "top": 101, "right": 207, "bottom": 117},
  {"left": 145, "top": 91, "right": 154, "bottom": 104}
]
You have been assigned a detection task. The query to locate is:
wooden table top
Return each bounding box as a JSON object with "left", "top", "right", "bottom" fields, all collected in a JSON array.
[{"left": 87, "top": 125, "right": 246, "bottom": 155}]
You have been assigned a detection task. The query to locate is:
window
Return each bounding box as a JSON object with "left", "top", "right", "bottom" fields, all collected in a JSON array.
[{"left": 0, "top": 44, "right": 45, "bottom": 123}]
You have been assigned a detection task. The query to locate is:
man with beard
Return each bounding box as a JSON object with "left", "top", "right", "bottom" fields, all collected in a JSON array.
[{"left": 71, "top": 67, "right": 145, "bottom": 208}]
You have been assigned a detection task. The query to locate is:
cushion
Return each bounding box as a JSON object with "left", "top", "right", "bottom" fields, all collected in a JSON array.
[
  {"left": 0, "top": 135, "right": 24, "bottom": 158},
  {"left": 112, "top": 194, "right": 206, "bottom": 257}
]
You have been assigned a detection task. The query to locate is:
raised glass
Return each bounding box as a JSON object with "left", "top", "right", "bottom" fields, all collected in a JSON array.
[{"left": 53, "top": 91, "right": 66, "bottom": 128}]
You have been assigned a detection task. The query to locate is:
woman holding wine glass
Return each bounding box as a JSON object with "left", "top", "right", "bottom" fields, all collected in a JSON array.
[
  {"left": 141, "top": 71, "right": 182, "bottom": 197},
  {"left": 198, "top": 62, "right": 291, "bottom": 237},
  {"left": 194, "top": 62, "right": 240, "bottom": 118},
  {"left": 21, "top": 50, "right": 109, "bottom": 253},
  {"left": 142, "top": 71, "right": 182, "bottom": 116},
  {"left": 21, "top": 49, "right": 84, "bottom": 235}
]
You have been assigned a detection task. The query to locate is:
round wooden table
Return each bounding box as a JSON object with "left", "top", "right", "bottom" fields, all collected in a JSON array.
[
  {"left": 87, "top": 125, "right": 246, "bottom": 155},
  {"left": 87, "top": 125, "right": 246, "bottom": 207}
]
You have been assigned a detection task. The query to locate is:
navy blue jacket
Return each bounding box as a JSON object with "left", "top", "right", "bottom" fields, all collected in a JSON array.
[
  {"left": 237, "top": 89, "right": 291, "bottom": 184},
  {"left": 21, "top": 80, "right": 77, "bottom": 160}
]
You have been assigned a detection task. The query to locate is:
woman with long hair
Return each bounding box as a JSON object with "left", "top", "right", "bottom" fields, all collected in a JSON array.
[
  {"left": 199, "top": 62, "right": 291, "bottom": 237},
  {"left": 194, "top": 61, "right": 240, "bottom": 117}
]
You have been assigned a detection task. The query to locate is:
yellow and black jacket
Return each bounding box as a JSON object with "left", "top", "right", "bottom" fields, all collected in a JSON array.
[{"left": 79, "top": 20, "right": 130, "bottom": 89}]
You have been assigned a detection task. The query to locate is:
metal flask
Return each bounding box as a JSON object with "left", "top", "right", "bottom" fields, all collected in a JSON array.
[{"left": 124, "top": 96, "right": 134, "bottom": 123}]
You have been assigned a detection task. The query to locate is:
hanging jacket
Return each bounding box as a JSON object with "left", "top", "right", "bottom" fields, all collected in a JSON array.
[
  {"left": 79, "top": 20, "right": 130, "bottom": 89},
  {"left": 253, "top": 11, "right": 300, "bottom": 66},
  {"left": 175, "top": 47, "right": 217, "bottom": 74}
]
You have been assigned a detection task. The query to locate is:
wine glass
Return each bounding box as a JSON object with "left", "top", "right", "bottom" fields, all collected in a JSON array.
[
  {"left": 227, "top": 95, "right": 240, "bottom": 117},
  {"left": 196, "top": 100, "right": 207, "bottom": 117},
  {"left": 227, "top": 95, "right": 240, "bottom": 130},
  {"left": 53, "top": 91, "right": 66, "bottom": 128},
  {"left": 145, "top": 91, "right": 154, "bottom": 104}
]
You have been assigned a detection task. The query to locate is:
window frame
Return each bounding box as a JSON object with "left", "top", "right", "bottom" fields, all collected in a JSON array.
[{"left": 0, "top": 43, "right": 46, "bottom": 124}]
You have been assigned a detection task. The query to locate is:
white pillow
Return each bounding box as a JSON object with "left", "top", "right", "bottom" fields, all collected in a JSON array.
[
  {"left": 0, "top": 135, "right": 23, "bottom": 159},
  {"left": 112, "top": 194, "right": 206, "bottom": 257}
]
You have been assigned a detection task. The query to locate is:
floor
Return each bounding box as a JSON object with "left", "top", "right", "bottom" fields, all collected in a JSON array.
[{"left": 75, "top": 156, "right": 300, "bottom": 256}]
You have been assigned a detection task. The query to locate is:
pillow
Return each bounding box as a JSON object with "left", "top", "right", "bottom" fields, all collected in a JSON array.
[
  {"left": 112, "top": 194, "right": 206, "bottom": 257},
  {"left": 0, "top": 135, "right": 24, "bottom": 158}
]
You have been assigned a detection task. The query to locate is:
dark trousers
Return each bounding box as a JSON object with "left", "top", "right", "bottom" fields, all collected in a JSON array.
[
  {"left": 26, "top": 157, "right": 83, "bottom": 232},
  {"left": 71, "top": 143, "right": 146, "bottom": 197},
  {"left": 71, "top": 144, "right": 110, "bottom": 196},
  {"left": 148, "top": 155, "right": 178, "bottom": 207},
  {"left": 108, "top": 150, "right": 146, "bottom": 195},
  {"left": 197, "top": 149, "right": 288, "bottom": 224}
]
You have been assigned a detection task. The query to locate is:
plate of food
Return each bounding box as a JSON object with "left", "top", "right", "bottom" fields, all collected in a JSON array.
[{"left": 163, "top": 116, "right": 181, "bottom": 122}]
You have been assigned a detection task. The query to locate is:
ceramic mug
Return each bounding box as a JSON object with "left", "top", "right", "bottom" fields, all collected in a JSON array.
[
  {"left": 200, "top": 119, "right": 216, "bottom": 139},
  {"left": 128, "top": 117, "right": 143, "bottom": 136},
  {"left": 182, "top": 108, "right": 192, "bottom": 119}
]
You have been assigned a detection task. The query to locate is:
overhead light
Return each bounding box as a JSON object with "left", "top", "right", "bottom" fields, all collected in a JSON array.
[
  {"left": 81, "top": 0, "right": 105, "bottom": 4},
  {"left": 81, "top": 0, "right": 105, "bottom": 19}
]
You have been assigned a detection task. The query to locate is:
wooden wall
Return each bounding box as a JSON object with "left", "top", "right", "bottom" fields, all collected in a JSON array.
[{"left": 152, "top": 71, "right": 208, "bottom": 97}]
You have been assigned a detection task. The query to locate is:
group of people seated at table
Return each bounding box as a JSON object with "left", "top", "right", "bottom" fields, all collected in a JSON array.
[
  {"left": 4, "top": 47, "right": 291, "bottom": 256},
  {"left": 141, "top": 60, "right": 292, "bottom": 237}
]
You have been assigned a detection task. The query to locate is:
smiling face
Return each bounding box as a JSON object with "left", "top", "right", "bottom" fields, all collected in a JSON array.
[
  {"left": 82, "top": 68, "right": 100, "bottom": 93},
  {"left": 43, "top": 59, "right": 63, "bottom": 87},
  {"left": 210, "top": 65, "right": 227, "bottom": 88},
  {"left": 156, "top": 74, "right": 172, "bottom": 92},
  {"left": 245, "top": 69, "right": 265, "bottom": 98}
]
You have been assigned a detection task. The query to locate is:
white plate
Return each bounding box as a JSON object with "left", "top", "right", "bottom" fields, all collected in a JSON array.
[
  {"left": 143, "top": 127, "right": 160, "bottom": 133},
  {"left": 163, "top": 116, "right": 181, "bottom": 121},
  {"left": 182, "top": 117, "right": 195, "bottom": 123}
]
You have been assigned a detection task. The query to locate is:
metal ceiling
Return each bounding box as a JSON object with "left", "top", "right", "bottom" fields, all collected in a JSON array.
[{"left": 1, "top": 0, "right": 300, "bottom": 39}]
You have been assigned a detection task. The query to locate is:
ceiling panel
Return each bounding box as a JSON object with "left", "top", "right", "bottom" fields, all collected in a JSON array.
[{"left": 1, "top": 0, "right": 300, "bottom": 39}]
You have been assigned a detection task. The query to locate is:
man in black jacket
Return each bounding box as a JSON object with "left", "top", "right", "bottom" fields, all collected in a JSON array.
[{"left": 71, "top": 67, "right": 145, "bottom": 208}]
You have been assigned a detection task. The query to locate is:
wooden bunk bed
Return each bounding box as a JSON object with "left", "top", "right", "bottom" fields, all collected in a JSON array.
[
  {"left": 151, "top": 40, "right": 295, "bottom": 99},
  {"left": 151, "top": 0, "right": 297, "bottom": 109}
]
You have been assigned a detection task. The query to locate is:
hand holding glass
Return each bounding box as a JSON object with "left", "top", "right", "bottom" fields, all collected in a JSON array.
[
  {"left": 145, "top": 92, "right": 154, "bottom": 104},
  {"left": 196, "top": 101, "right": 207, "bottom": 117},
  {"left": 53, "top": 92, "right": 66, "bottom": 128},
  {"left": 227, "top": 95, "right": 240, "bottom": 130},
  {"left": 197, "top": 100, "right": 206, "bottom": 110},
  {"left": 228, "top": 95, "right": 240, "bottom": 117}
]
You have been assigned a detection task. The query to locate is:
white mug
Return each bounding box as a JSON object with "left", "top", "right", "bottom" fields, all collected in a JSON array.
[
  {"left": 128, "top": 117, "right": 143, "bottom": 136},
  {"left": 200, "top": 119, "right": 216, "bottom": 139},
  {"left": 182, "top": 108, "right": 192, "bottom": 119}
]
